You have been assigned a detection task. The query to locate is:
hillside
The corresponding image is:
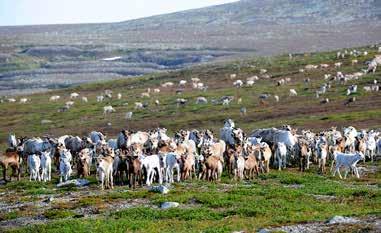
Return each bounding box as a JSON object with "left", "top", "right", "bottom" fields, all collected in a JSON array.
[
  {"left": 0, "top": 45, "right": 380, "bottom": 146},
  {"left": 119, "top": 0, "right": 381, "bottom": 28},
  {"left": 1, "top": 0, "right": 381, "bottom": 95}
]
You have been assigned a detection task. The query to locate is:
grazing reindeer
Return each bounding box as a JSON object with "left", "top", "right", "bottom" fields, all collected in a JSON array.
[
  {"left": 298, "top": 140, "right": 311, "bottom": 172},
  {"left": 332, "top": 151, "right": 364, "bottom": 179},
  {"left": 199, "top": 155, "right": 223, "bottom": 182},
  {"left": 259, "top": 143, "right": 272, "bottom": 173},
  {"left": 317, "top": 143, "right": 328, "bottom": 174},
  {"left": 28, "top": 154, "right": 41, "bottom": 181},
  {"left": 275, "top": 142, "right": 287, "bottom": 170},
  {"left": 243, "top": 144, "right": 259, "bottom": 179},
  {"left": 233, "top": 154, "right": 245, "bottom": 181},
  {"left": 77, "top": 148, "right": 91, "bottom": 178},
  {"left": 180, "top": 152, "right": 195, "bottom": 181},
  {"left": 40, "top": 151, "right": 52, "bottom": 182},
  {"left": 127, "top": 155, "right": 142, "bottom": 189},
  {"left": 96, "top": 149, "right": 114, "bottom": 190},
  {"left": 59, "top": 149, "right": 72, "bottom": 183},
  {"left": 0, "top": 150, "right": 22, "bottom": 182},
  {"left": 225, "top": 147, "right": 236, "bottom": 177},
  {"left": 199, "top": 147, "right": 223, "bottom": 181}
]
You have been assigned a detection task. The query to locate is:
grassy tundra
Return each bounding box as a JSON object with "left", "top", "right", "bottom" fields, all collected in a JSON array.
[
  {"left": 0, "top": 46, "right": 380, "bottom": 232},
  {"left": 0, "top": 165, "right": 380, "bottom": 232}
]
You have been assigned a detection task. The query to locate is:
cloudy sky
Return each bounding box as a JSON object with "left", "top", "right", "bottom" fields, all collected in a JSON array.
[{"left": 0, "top": 0, "right": 238, "bottom": 26}]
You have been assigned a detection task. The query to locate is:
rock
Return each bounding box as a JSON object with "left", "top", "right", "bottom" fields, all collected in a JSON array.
[
  {"left": 56, "top": 179, "right": 90, "bottom": 188},
  {"left": 257, "top": 229, "right": 270, "bottom": 233},
  {"left": 358, "top": 166, "right": 378, "bottom": 175},
  {"left": 41, "top": 119, "right": 53, "bottom": 124},
  {"left": 327, "top": 215, "right": 359, "bottom": 224},
  {"left": 44, "top": 196, "right": 54, "bottom": 203},
  {"left": 283, "top": 184, "right": 304, "bottom": 189},
  {"left": 160, "top": 202, "right": 179, "bottom": 209},
  {"left": 149, "top": 185, "right": 169, "bottom": 194},
  {"left": 310, "top": 194, "right": 336, "bottom": 201},
  {"left": 0, "top": 180, "right": 6, "bottom": 185}
]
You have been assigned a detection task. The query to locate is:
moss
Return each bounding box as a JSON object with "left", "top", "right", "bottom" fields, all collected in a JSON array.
[{"left": 43, "top": 209, "right": 76, "bottom": 219}]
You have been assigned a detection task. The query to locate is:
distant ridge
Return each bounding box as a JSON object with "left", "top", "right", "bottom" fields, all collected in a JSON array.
[{"left": 118, "top": 0, "right": 381, "bottom": 28}]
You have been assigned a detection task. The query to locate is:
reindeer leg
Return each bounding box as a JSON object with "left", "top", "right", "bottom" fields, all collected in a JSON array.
[{"left": 3, "top": 166, "right": 7, "bottom": 182}]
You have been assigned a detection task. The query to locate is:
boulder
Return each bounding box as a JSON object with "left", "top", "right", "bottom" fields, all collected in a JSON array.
[
  {"left": 149, "top": 185, "right": 169, "bottom": 194},
  {"left": 327, "top": 215, "right": 359, "bottom": 224},
  {"left": 160, "top": 202, "right": 179, "bottom": 209},
  {"left": 56, "top": 179, "right": 90, "bottom": 188},
  {"left": 41, "top": 119, "right": 53, "bottom": 124},
  {"left": 257, "top": 229, "right": 270, "bottom": 233},
  {"left": 44, "top": 196, "right": 54, "bottom": 203}
]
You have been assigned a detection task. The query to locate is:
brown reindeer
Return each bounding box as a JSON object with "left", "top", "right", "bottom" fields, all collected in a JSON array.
[
  {"left": 127, "top": 155, "right": 142, "bottom": 189},
  {"left": 77, "top": 149, "right": 91, "bottom": 178},
  {"left": 199, "top": 145, "right": 223, "bottom": 181},
  {"left": 243, "top": 145, "right": 259, "bottom": 179},
  {"left": 113, "top": 150, "right": 129, "bottom": 185},
  {"left": 357, "top": 138, "right": 367, "bottom": 163},
  {"left": 336, "top": 138, "right": 346, "bottom": 153},
  {"left": 298, "top": 140, "right": 310, "bottom": 172},
  {"left": 225, "top": 144, "right": 243, "bottom": 177},
  {"left": 225, "top": 147, "right": 236, "bottom": 177},
  {"left": 199, "top": 155, "right": 223, "bottom": 181},
  {"left": 180, "top": 152, "right": 194, "bottom": 180},
  {"left": 259, "top": 144, "right": 272, "bottom": 173},
  {"left": 158, "top": 139, "right": 176, "bottom": 154},
  {"left": 0, "top": 150, "right": 22, "bottom": 181}
]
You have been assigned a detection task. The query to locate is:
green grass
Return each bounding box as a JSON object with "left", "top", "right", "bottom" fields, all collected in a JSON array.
[
  {"left": 43, "top": 209, "right": 77, "bottom": 220},
  {"left": 5, "top": 167, "right": 380, "bottom": 232},
  {"left": 0, "top": 211, "right": 19, "bottom": 221}
]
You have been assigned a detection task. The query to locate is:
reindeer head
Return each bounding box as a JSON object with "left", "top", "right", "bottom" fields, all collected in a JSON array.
[
  {"left": 232, "top": 128, "right": 244, "bottom": 145},
  {"left": 57, "top": 143, "right": 65, "bottom": 152},
  {"left": 105, "top": 147, "right": 115, "bottom": 158},
  {"left": 224, "top": 119, "right": 235, "bottom": 128},
  {"left": 131, "top": 143, "right": 143, "bottom": 157},
  {"left": 174, "top": 132, "right": 184, "bottom": 144},
  {"left": 281, "top": 125, "right": 292, "bottom": 131},
  {"left": 203, "top": 146, "right": 213, "bottom": 157}
]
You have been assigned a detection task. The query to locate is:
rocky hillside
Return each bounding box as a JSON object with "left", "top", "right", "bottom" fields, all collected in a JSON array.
[{"left": 118, "top": 0, "right": 381, "bottom": 28}]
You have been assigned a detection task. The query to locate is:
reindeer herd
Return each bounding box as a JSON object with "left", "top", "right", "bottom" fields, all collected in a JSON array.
[{"left": 0, "top": 119, "right": 379, "bottom": 190}]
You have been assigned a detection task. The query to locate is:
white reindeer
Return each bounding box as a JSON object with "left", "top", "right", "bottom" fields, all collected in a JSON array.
[
  {"left": 163, "top": 153, "right": 180, "bottom": 183},
  {"left": 59, "top": 149, "right": 72, "bottom": 183},
  {"left": 28, "top": 154, "right": 41, "bottom": 181},
  {"left": 332, "top": 151, "right": 364, "bottom": 179},
  {"left": 40, "top": 151, "right": 52, "bottom": 182},
  {"left": 275, "top": 142, "right": 287, "bottom": 170},
  {"left": 140, "top": 154, "right": 162, "bottom": 186}
]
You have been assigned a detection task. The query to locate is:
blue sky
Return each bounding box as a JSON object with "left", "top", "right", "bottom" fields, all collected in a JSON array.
[{"left": 0, "top": 0, "right": 238, "bottom": 26}]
